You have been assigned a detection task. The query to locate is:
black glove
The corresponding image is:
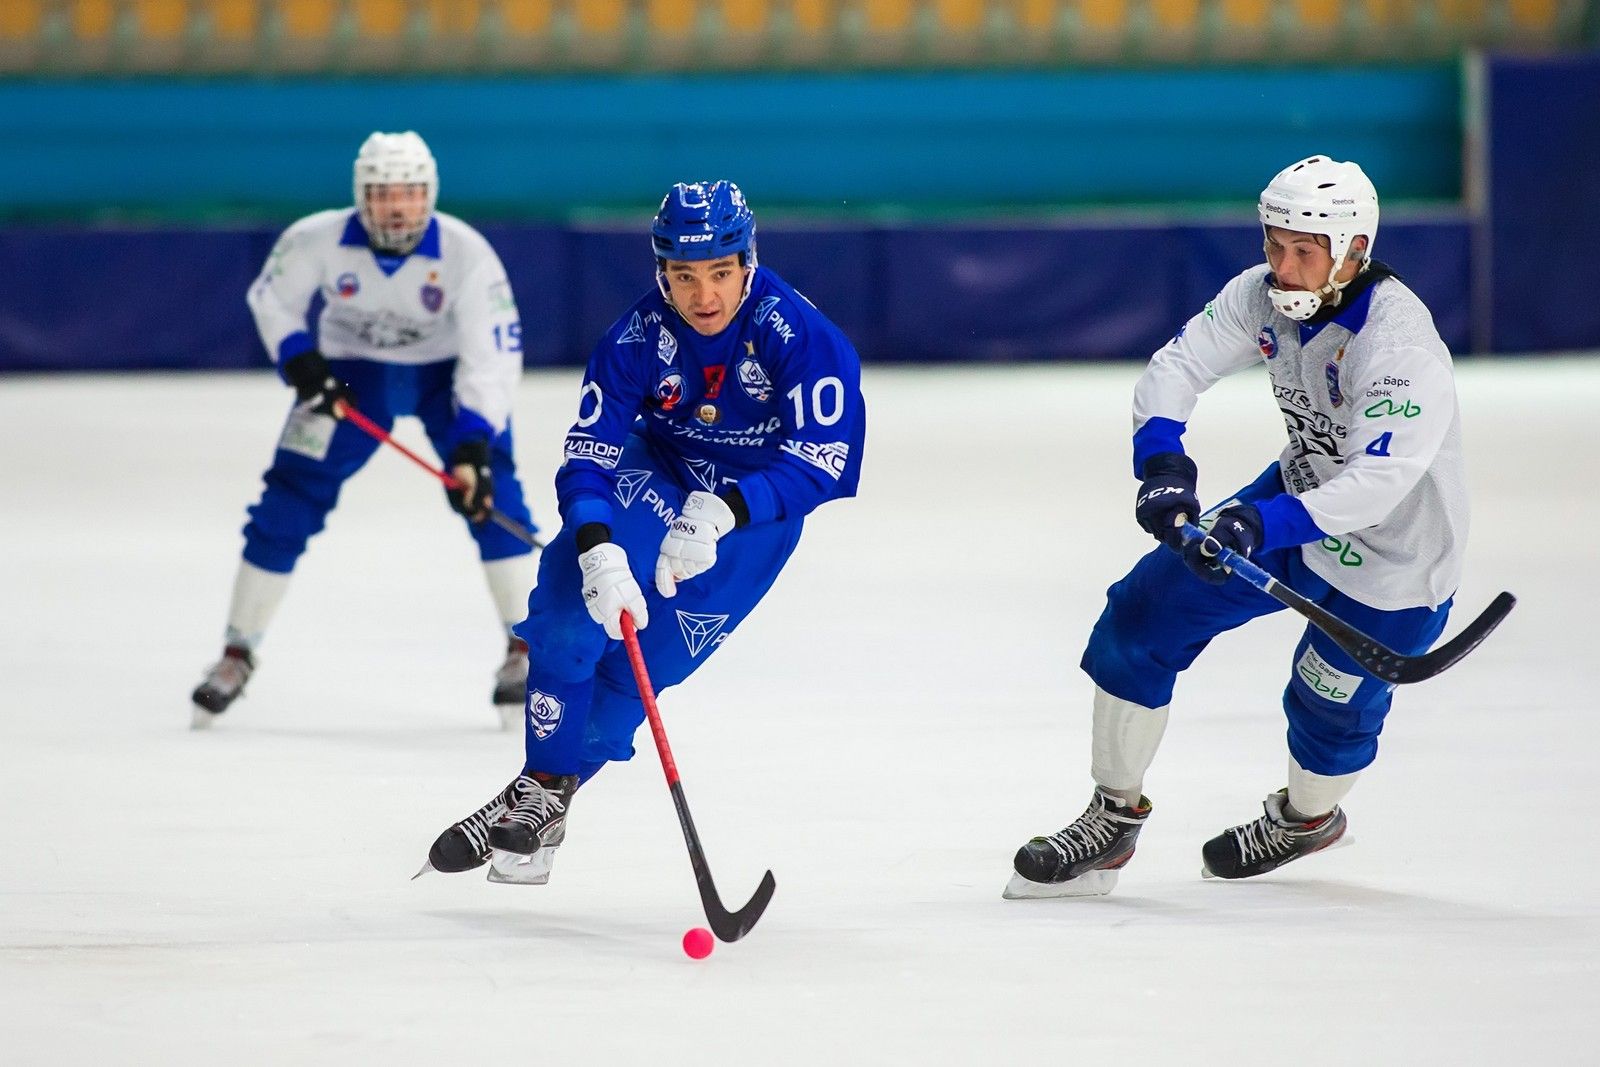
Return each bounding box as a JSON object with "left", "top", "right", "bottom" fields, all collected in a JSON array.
[
  {"left": 1183, "top": 504, "right": 1263, "bottom": 586},
  {"left": 1135, "top": 452, "right": 1200, "bottom": 551},
  {"left": 282, "top": 350, "right": 354, "bottom": 417},
  {"left": 446, "top": 438, "right": 494, "bottom": 521}
]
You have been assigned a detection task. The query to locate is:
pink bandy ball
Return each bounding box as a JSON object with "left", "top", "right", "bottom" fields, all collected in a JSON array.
[{"left": 681, "top": 927, "right": 714, "bottom": 959}]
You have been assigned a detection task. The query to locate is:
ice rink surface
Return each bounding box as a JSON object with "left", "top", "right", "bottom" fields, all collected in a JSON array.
[{"left": 3, "top": 358, "right": 1596, "bottom": 1064}]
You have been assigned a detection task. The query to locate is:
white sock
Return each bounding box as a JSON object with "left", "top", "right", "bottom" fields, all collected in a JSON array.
[
  {"left": 1285, "top": 757, "right": 1360, "bottom": 821},
  {"left": 483, "top": 554, "right": 536, "bottom": 633},
  {"left": 1090, "top": 686, "right": 1170, "bottom": 806},
  {"left": 223, "top": 560, "right": 291, "bottom": 650}
]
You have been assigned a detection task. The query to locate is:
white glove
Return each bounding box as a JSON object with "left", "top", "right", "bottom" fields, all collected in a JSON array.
[
  {"left": 655, "top": 491, "right": 737, "bottom": 597},
  {"left": 579, "top": 543, "right": 647, "bottom": 640}
]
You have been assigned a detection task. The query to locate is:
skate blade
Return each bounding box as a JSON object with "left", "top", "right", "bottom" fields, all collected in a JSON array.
[
  {"left": 496, "top": 702, "right": 523, "bottom": 733},
  {"left": 486, "top": 847, "right": 555, "bottom": 886},
  {"left": 1200, "top": 833, "right": 1355, "bottom": 880},
  {"left": 1002, "top": 868, "right": 1119, "bottom": 900},
  {"left": 411, "top": 860, "right": 436, "bottom": 881},
  {"left": 189, "top": 705, "right": 221, "bottom": 731}
]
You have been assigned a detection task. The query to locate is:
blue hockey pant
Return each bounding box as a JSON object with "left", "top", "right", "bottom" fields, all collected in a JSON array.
[
  {"left": 1080, "top": 464, "right": 1452, "bottom": 776},
  {"left": 513, "top": 435, "right": 804, "bottom": 778},
  {"left": 241, "top": 358, "right": 534, "bottom": 573}
]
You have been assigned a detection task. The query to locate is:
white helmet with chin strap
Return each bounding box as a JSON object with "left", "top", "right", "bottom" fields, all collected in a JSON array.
[
  {"left": 353, "top": 131, "right": 437, "bottom": 253},
  {"left": 1258, "top": 155, "right": 1379, "bottom": 321}
]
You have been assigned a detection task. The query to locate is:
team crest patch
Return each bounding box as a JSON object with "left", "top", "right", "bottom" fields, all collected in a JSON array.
[
  {"left": 335, "top": 272, "right": 360, "bottom": 298},
  {"left": 676, "top": 611, "right": 730, "bottom": 657},
  {"left": 1324, "top": 362, "right": 1344, "bottom": 407},
  {"left": 527, "top": 689, "right": 565, "bottom": 739},
  {"left": 655, "top": 372, "right": 684, "bottom": 411},
  {"left": 656, "top": 325, "right": 678, "bottom": 365},
  {"left": 1257, "top": 325, "right": 1278, "bottom": 359},
  {"left": 420, "top": 284, "right": 444, "bottom": 313},
  {"left": 737, "top": 357, "right": 773, "bottom": 402}
]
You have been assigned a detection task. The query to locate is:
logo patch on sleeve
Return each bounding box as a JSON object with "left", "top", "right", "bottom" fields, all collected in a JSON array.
[{"left": 1295, "top": 646, "right": 1361, "bottom": 704}]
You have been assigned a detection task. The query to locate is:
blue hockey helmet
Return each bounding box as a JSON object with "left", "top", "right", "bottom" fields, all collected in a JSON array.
[{"left": 651, "top": 181, "right": 757, "bottom": 264}]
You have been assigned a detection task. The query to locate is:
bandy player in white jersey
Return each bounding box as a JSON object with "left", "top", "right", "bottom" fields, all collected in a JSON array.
[
  {"left": 190, "top": 131, "right": 538, "bottom": 730},
  {"left": 1007, "top": 155, "right": 1470, "bottom": 897}
]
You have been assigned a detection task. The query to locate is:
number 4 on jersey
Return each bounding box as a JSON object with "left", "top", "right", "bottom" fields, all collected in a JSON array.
[{"left": 1366, "top": 431, "right": 1393, "bottom": 457}]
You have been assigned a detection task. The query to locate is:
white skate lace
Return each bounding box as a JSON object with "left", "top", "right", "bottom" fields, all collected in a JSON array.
[
  {"left": 1230, "top": 815, "right": 1302, "bottom": 865},
  {"left": 504, "top": 776, "right": 567, "bottom": 832},
  {"left": 455, "top": 783, "right": 519, "bottom": 854},
  {"left": 201, "top": 653, "right": 252, "bottom": 695},
  {"left": 1043, "top": 798, "right": 1122, "bottom": 861}
]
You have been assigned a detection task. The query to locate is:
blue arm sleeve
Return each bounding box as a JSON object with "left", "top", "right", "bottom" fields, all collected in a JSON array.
[
  {"left": 553, "top": 326, "right": 649, "bottom": 529},
  {"left": 1131, "top": 416, "right": 1188, "bottom": 478},
  {"left": 1255, "top": 492, "right": 1328, "bottom": 550}
]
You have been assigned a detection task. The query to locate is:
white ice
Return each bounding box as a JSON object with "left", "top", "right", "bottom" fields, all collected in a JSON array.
[{"left": 3, "top": 360, "right": 1596, "bottom": 1064}]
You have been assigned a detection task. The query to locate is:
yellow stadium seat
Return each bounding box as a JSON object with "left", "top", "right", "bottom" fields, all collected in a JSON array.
[
  {"left": 427, "top": 0, "right": 483, "bottom": 34},
  {"left": 206, "top": 0, "right": 259, "bottom": 41},
  {"left": 648, "top": 0, "right": 696, "bottom": 35},
  {"left": 1150, "top": 0, "right": 1200, "bottom": 31},
  {"left": 354, "top": 0, "right": 407, "bottom": 37},
  {"left": 1294, "top": 0, "right": 1341, "bottom": 30},
  {"left": 575, "top": 0, "right": 628, "bottom": 35},
  {"left": 935, "top": 0, "right": 983, "bottom": 34},
  {"left": 1509, "top": 0, "right": 1559, "bottom": 29},
  {"left": 720, "top": 0, "right": 768, "bottom": 34},
  {"left": 863, "top": 0, "right": 914, "bottom": 33},
  {"left": 791, "top": 0, "right": 834, "bottom": 35},
  {"left": 1220, "top": 0, "right": 1270, "bottom": 31},
  {"left": 71, "top": 0, "right": 118, "bottom": 40},
  {"left": 502, "top": 0, "right": 554, "bottom": 35},
  {"left": 1015, "top": 0, "right": 1054, "bottom": 33},
  {"left": 0, "top": 0, "right": 45, "bottom": 39},
  {"left": 1081, "top": 0, "right": 1129, "bottom": 34},
  {"left": 280, "top": 0, "right": 339, "bottom": 38},
  {"left": 134, "top": 0, "right": 189, "bottom": 40}
]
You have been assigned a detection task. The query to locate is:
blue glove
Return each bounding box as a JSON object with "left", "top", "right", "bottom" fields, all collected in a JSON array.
[
  {"left": 1184, "top": 504, "right": 1263, "bottom": 585},
  {"left": 1135, "top": 452, "right": 1199, "bottom": 551}
]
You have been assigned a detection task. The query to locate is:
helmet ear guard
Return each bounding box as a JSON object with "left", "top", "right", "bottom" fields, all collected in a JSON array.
[
  {"left": 353, "top": 131, "right": 437, "bottom": 254},
  {"left": 1258, "top": 155, "right": 1379, "bottom": 321}
]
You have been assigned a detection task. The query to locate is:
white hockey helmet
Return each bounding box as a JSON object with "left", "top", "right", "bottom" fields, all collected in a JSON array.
[
  {"left": 1258, "top": 155, "right": 1380, "bottom": 320},
  {"left": 353, "top": 131, "right": 438, "bottom": 253}
]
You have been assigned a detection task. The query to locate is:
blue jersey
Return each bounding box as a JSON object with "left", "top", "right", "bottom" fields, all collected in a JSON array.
[{"left": 556, "top": 267, "right": 866, "bottom": 530}]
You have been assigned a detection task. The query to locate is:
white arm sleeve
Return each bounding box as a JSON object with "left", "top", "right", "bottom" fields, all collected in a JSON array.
[
  {"left": 1298, "top": 345, "right": 1456, "bottom": 535},
  {"left": 449, "top": 252, "right": 523, "bottom": 435},
  {"left": 1132, "top": 270, "right": 1265, "bottom": 432},
  {"left": 245, "top": 219, "right": 324, "bottom": 365}
]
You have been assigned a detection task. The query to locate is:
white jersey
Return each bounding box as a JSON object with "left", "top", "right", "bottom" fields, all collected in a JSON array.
[
  {"left": 1133, "top": 264, "right": 1468, "bottom": 611},
  {"left": 247, "top": 208, "right": 523, "bottom": 434}
]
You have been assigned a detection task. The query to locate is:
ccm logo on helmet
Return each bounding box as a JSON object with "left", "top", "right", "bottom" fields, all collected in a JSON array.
[{"left": 679, "top": 233, "right": 713, "bottom": 243}]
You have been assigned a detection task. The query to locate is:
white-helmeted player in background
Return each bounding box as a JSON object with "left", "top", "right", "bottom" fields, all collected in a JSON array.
[
  {"left": 190, "top": 131, "right": 539, "bottom": 730},
  {"left": 1007, "top": 155, "right": 1471, "bottom": 896}
]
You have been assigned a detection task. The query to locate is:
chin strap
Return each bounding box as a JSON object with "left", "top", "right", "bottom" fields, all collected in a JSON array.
[{"left": 1268, "top": 260, "right": 1366, "bottom": 322}]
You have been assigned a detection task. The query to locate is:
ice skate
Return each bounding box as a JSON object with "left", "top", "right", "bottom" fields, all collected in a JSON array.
[
  {"left": 414, "top": 776, "right": 534, "bottom": 877},
  {"left": 485, "top": 772, "right": 577, "bottom": 885},
  {"left": 1200, "top": 789, "right": 1350, "bottom": 880},
  {"left": 1004, "top": 787, "right": 1152, "bottom": 899},
  {"left": 190, "top": 645, "right": 254, "bottom": 728},
  {"left": 492, "top": 637, "right": 528, "bottom": 731}
]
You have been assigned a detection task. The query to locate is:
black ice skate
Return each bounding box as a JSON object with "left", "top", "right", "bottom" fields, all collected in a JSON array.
[
  {"left": 486, "top": 772, "right": 578, "bottom": 886},
  {"left": 1004, "top": 787, "right": 1152, "bottom": 899},
  {"left": 493, "top": 637, "right": 529, "bottom": 731},
  {"left": 1200, "top": 789, "right": 1350, "bottom": 880},
  {"left": 414, "top": 776, "right": 534, "bottom": 877},
  {"left": 190, "top": 645, "right": 254, "bottom": 728}
]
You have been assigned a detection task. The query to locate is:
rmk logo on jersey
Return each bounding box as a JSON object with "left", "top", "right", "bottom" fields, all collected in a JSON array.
[
  {"left": 1257, "top": 325, "right": 1279, "bottom": 358},
  {"left": 753, "top": 296, "right": 794, "bottom": 344},
  {"left": 527, "top": 689, "right": 565, "bottom": 739},
  {"left": 617, "top": 311, "right": 646, "bottom": 345},
  {"left": 613, "top": 469, "right": 652, "bottom": 507},
  {"left": 676, "top": 611, "right": 731, "bottom": 657}
]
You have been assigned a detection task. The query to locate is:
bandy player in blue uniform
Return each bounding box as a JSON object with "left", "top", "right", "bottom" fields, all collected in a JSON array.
[
  {"left": 419, "top": 180, "right": 866, "bottom": 882},
  {"left": 1005, "top": 156, "right": 1470, "bottom": 897}
]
